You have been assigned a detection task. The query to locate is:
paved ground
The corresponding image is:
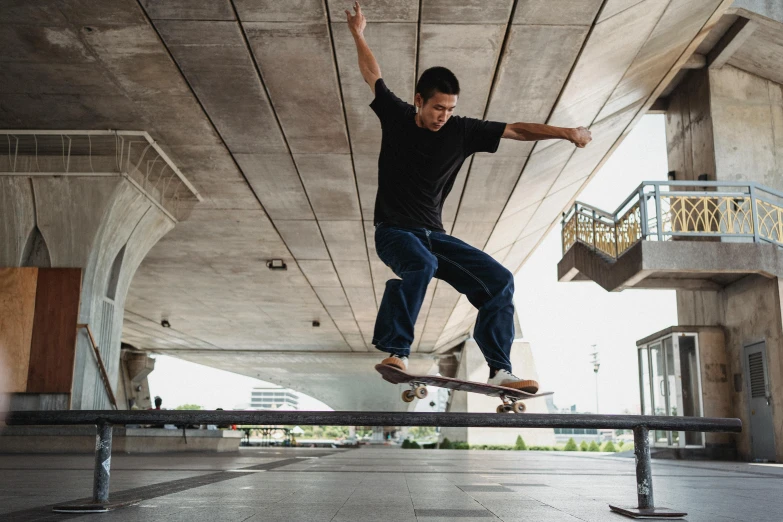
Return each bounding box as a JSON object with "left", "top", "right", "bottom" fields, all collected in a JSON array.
[{"left": 1, "top": 446, "right": 781, "bottom": 521}]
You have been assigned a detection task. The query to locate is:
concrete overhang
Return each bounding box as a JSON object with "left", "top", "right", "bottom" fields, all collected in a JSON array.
[{"left": 558, "top": 240, "right": 783, "bottom": 292}]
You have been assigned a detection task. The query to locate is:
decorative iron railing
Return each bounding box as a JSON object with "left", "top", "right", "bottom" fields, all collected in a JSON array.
[
  {"left": 562, "top": 181, "right": 783, "bottom": 259},
  {"left": 0, "top": 130, "right": 203, "bottom": 221}
]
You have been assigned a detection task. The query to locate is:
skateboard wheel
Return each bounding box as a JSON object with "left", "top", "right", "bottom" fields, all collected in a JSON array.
[
  {"left": 402, "top": 390, "right": 415, "bottom": 403},
  {"left": 496, "top": 404, "right": 506, "bottom": 414},
  {"left": 414, "top": 386, "right": 428, "bottom": 399},
  {"left": 512, "top": 402, "right": 526, "bottom": 414}
]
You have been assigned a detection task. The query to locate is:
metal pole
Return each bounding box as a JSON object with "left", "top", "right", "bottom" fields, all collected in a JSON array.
[
  {"left": 654, "top": 185, "right": 664, "bottom": 241},
  {"left": 93, "top": 422, "right": 112, "bottom": 504},
  {"left": 633, "top": 426, "right": 653, "bottom": 510},
  {"left": 638, "top": 188, "right": 648, "bottom": 239},
  {"left": 750, "top": 184, "right": 760, "bottom": 243}
]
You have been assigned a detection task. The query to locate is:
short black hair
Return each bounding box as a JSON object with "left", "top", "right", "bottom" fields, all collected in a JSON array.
[{"left": 416, "top": 66, "right": 460, "bottom": 104}]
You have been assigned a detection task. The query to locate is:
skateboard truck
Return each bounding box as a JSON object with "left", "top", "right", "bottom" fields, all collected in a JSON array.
[
  {"left": 401, "top": 382, "right": 428, "bottom": 403},
  {"left": 497, "top": 394, "right": 526, "bottom": 414}
]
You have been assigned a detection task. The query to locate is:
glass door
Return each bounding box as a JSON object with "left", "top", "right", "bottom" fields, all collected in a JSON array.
[
  {"left": 649, "top": 341, "right": 670, "bottom": 445},
  {"left": 638, "top": 345, "right": 652, "bottom": 415},
  {"left": 676, "top": 335, "right": 704, "bottom": 446},
  {"left": 639, "top": 333, "right": 705, "bottom": 448}
]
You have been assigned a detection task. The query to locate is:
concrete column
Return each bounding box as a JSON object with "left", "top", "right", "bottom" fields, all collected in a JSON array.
[
  {"left": 0, "top": 176, "right": 174, "bottom": 410},
  {"left": 115, "top": 345, "right": 156, "bottom": 410},
  {"left": 666, "top": 60, "right": 783, "bottom": 460}
]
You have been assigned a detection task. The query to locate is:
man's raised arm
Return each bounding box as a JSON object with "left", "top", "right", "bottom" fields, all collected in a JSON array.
[
  {"left": 346, "top": 1, "right": 382, "bottom": 94},
  {"left": 502, "top": 122, "right": 593, "bottom": 148}
]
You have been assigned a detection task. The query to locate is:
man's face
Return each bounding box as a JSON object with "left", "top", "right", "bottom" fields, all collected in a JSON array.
[{"left": 416, "top": 91, "right": 458, "bottom": 132}]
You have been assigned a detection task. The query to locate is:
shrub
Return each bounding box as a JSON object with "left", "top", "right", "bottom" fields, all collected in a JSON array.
[
  {"left": 401, "top": 439, "right": 411, "bottom": 449},
  {"left": 440, "top": 437, "right": 452, "bottom": 449},
  {"left": 410, "top": 441, "right": 421, "bottom": 449},
  {"left": 603, "top": 441, "right": 617, "bottom": 452},
  {"left": 564, "top": 438, "right": 578, "bottom": 451},
  {"left": 529, "top": 446, "right": 552, "bottom": 451},
  {"left": 580, "top": 440, "right": 588, "bottom": 451},
  {"left": 453, "top": 441, "right": 470, "bottom": 449},
  {"left": 588, "top": 441, "right": 600, "bottom": 452},
  {"left": 515, "top": 435, "right": 527, "bottom": 450}
]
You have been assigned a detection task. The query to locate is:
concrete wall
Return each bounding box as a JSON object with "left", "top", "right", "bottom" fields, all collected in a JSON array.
[
  {"left": 710, "top": 65, "right": 783, "bottom": 190},
  {"left": 0, "top": 175, "right": 174, "bottom": 410},
  {"left": 678, "top": 276, "right": 783, "bottom": 460}
]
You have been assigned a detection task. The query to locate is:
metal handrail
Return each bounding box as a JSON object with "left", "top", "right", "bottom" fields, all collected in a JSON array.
[
  {"left": 3, "top": 410, "right": 741, "bottom": 517},
  {"left": 561, "top": 180, "right": 783, "bottom": 258}
]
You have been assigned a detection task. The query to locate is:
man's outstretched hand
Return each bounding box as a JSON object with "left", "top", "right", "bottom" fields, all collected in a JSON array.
[
  {"left": 569, "top": 127, "right": 592, "bottom": 148},
  {"left": 346, "top": 1, "right": 366, "bottom": 37}
]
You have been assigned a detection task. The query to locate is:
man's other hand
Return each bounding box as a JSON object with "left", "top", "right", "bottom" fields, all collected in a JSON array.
[
  {"left": 346, "top": 1, "right": 367, "bottom": 37},
  {"left": 569, "top": 127, "right": 592, "bottom": 148}
]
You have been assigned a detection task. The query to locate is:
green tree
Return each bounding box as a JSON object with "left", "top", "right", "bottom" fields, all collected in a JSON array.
[
  {"left": 580, "top": 440, "right": 588, "bottom": 451},
  {"left": 603, "top": 441, "right": 617, "bottom": 452},
  {"left": 588, "top": 441, "right": 600, "bottom": 452},
  {"left": 410, "top": 426, "right": 436, "bottom": 439},
  {"left": 174, "top": 404, "right": 202, "bottom": 410},
  {"left": 564, "top": 438, "right": 578, "bottom": 451},
  {"left": 515, "top": 435, "right": 527, "bottom": 450}
]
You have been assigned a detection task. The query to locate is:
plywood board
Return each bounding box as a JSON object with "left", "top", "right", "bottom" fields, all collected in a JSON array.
[{"left": 0, "top": 268, "right": 38, "bottom": 393}]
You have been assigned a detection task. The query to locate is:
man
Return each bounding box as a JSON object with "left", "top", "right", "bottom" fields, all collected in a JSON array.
[{"left": 346, "top": 2, "right": 591, "bottom": 393}]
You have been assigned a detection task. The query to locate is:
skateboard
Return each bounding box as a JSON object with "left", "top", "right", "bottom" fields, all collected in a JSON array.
[{"left": 375, "top": 364, "right": 553, "bottom": 413}]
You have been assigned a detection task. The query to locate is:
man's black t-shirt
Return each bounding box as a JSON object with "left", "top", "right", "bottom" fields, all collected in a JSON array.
[{"left": 369, "top": 78, "right": 506, "bottom": 232}]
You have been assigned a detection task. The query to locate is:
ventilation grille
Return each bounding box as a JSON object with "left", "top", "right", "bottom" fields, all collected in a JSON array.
[{"left": 748, "top": 352, "right": 766, "bottom": 399}]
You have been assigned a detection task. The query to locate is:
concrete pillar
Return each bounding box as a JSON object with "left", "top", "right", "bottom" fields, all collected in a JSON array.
[
  {"left": 0, "top": 176, "right": 174, "bottom": 410},
  {"left": 665, "top": 57, "right": 783, "bottom": 460},
  {"left": 115, "top": 345, "right": 156, "bottom": 410},
  {"left": 441, "top": 322, "right": 555, "bottom": 446},
  {"left": 370, "top": 425, "right": 385, "bottom": 444}
]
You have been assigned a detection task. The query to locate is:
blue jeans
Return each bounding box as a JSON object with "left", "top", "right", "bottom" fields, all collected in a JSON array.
[{"left": 372, "top": 223, "right": 515, "bottom": 372}]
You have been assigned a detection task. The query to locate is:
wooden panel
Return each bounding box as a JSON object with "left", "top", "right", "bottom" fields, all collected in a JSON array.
[
  {"left": 26, "top": 268, "right": 82, "bottom": 393},
  {"left": 0, "top": 268, "right": 38, "bottom": 392}
]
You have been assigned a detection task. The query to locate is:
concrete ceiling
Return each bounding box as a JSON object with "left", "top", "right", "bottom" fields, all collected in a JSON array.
[{"left": 0, "top": 0, "right": 748, "bottom": 408}]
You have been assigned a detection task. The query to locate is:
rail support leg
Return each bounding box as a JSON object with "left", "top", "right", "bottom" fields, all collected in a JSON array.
[
  {"left": 53, "top": 422, "right": 139, "bottom": 513},
  {"left": 608, "top": 426, "right": 687, "bottom": 519}
]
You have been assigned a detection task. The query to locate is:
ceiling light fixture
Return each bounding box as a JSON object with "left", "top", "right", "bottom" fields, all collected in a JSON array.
[{"left": 266, "top": 259, "right": 287, "bottom": 270}]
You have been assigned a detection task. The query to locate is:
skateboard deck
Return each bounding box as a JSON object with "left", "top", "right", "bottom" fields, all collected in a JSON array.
[{"left": 375, "top": 364, "right": 552, "bottom": 412}]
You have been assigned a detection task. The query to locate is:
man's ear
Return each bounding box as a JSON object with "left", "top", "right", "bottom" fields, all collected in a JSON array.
[{"left": 414, "top": 93, "right": 422, "bottom": 110}]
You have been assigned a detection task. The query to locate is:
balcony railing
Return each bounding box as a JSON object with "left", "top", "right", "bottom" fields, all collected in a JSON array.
[{"left": 562, "top": 181, "right": 783, "bottom": 260}]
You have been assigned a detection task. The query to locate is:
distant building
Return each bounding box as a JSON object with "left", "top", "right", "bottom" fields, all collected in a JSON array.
[
  {"left": 249, "top": 387, "right": 299, "bottom": 410},
  {"left": 546, "top": 397, "right": 610, "bottom": 444}
]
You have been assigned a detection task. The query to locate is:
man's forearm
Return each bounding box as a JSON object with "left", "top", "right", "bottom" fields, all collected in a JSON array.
[
  {"left": 353, "top": 34, "right": 381, "bottom": 89},
  {"left": 506, "top": 122, "right": 572, "bottom": 142}
]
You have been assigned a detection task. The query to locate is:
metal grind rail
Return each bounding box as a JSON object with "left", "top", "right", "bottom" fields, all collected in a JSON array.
[{"left": 5, "top": 411, "right": 742, "bottom": 519}]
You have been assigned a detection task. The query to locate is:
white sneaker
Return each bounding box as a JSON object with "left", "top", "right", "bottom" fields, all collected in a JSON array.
[
  {"left": 488, "top": 369, "right": 539, "bottom": 394},
  {"left": 381, "top": 355, "right": 408, "bottom": 371}
]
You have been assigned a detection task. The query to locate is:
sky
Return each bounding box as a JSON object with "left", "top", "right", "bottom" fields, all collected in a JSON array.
[{"left": 149, "top": 114, "right": 676, "bottom": 415}]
